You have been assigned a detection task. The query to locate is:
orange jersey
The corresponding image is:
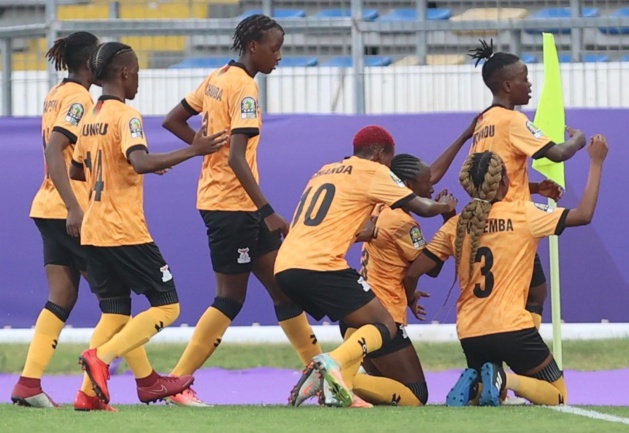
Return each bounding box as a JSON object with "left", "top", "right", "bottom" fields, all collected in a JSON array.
[
  {"left": 360, "top": 205, "right": 427, "bottom": 324},
  {"left": 424, "top": 201, "right": 568, "bottom": 339},
  {"left": 72, "top": 96, "right": 152, "bottom": 247},
  {"left": 183, "top": 61, "right": 261, "bottom": 212},
  {"left": 470, "top": 105, "right": 555, "bottom": 202},
  {"left": 275, "top": 156, "right": 416, "bottom": 274},
  {"left": 30, "top": 79, "right": 92, "bottom": 219}
]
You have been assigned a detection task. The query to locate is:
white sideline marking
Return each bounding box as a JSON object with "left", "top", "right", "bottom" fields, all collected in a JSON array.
[{"left": 548, "top": 405, "right": 629, "bottom": 425}]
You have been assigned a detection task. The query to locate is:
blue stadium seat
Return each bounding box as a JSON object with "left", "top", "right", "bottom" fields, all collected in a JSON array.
[
  {"left": 278, "top": 56, "right": 318, "bottom": 67},
  {"left": 526, "top": 7, "right": 599, "bottom": 34},
  {"left": 322, "top": 56, "right": 392, "bottom": 67},
  {"left": 599, "top": 8, "right": 629, "bottom": 35},
  {"left": 621, "top": 55, "right": 629, "bottom": 62},
  {"left": 558, "top": 53, "right": 609, "bottom": 63},
  {"left": 520, "top": 53, "right": 538, "bottom": 64},
  {"left": 238, "top": 9, "right": 306, "bottom": 19},
  {"left": 378, "top": 8, "right": 452, "bottom": 21},
  {"left": 314, "top": 8, "right": 379, "bottom": 21},
  {"left": 169, "top": 57, "right": 233, "bottom": 69}
]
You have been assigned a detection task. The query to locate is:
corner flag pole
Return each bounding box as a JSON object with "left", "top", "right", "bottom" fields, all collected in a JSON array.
[{"left": 531, "top": 33, "right": 565, "bottom": 369}]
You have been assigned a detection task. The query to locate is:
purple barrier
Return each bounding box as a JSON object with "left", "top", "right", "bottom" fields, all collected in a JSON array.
[{"left": 1, "top": 111, "right": 627, "bottom": 328}]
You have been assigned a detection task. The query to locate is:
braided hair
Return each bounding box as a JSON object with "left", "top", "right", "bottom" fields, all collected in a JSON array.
[
  {"left": 390, "top": 154, "right": 425, "bottom": 182},
  {"left": 232, "top": 14, "right": 284, "bottom": 55},
  {"left": 45, "top": 31, "right": 98, "bottom": 72},
  {"left": 455, "top": 151, "right": 505, "bottom": 282},
  {"left": 468, "top": 39, "right": 520, "bottom": 92},
  {"left": 88, "top": 42, "right": 134, "bottom": 82}
]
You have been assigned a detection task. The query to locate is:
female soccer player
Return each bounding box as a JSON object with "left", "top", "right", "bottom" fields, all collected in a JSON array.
[
  {"left": 405, "top": 135, "right": 607, "bottom": 407},
  {"left": 70, "top": 41, "right": 227, "bottom": 406},
  {"left": 468, "top": 39, "right": 587, "bottom": 330},
  {"left": 161, "top": 15, "right": 321, "bottom": 406}
]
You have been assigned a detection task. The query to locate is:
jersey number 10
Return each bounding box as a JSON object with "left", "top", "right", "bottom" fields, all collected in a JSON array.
[{"left": 291, "top": 183, "right": 336, "bottom": 227}]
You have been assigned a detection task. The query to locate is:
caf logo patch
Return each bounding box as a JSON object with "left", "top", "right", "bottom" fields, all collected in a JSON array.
[
  {"left": 525, "top": 121, "right": 544, "bottom": 139},
  {"left": 533, "top": 202, "right": 553, "bottom": 213},
  {"left": 65, "top": 103, "right": 84, "bottom": 126},
  {"left": 410, "top": 226, "right": 426, "bottom": 248},
  {"left": 240, "top": 97, "right": 257, "bottom": 119},
  {"left": 390, "top": 171, "right": 405, "bottom": 187},
  {"left": 129, "top": 117, "right": 143, "bottom": 139}
]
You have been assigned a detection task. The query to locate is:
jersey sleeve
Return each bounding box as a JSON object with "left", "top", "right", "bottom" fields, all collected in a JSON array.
[
  {"left": 509, "top": 111, "right": 556, "bottom": 159},
  {"left": 181, "top": 75, "right": 208, "bottom": 115},
  {"left": 53, "top": 92, "right": 93, "bottom": 144},
  {"left": 424, "top": 218, "right": 457, "bottom": 263},
  {"left": 524, "top": 201, "right": 570, "bottom": 238},
  {"left": 228, "top": 79, "right": 260, "bottom": 138},
  {"left": 119, "top": 109, "right": 149, "bottom": 160},
  {"left": 367, "top": 165, "right": 416, "bottom": 208},
  {"left": 393, "top": 219, "right": 426, "bottom": 262}
]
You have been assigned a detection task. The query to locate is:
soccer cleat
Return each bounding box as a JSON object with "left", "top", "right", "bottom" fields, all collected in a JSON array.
[
  {"left": 78, "top": 348, "right": 111, "bottom": 404},
  {"left": 288, "top": 361, "right": 322, "bottom": 407},
  {"left": 318, "top": 378, "right": 343, "bottom": 407},
  {"left": 165, "top": 387, "right": 210, "bottom": 407},
  {"left": 479, "top": 362, "right": 506, "bottom": 407},
  {"left": 11, "top": 381, "right": 59, "bottom": 408},
  {"left": 312, "top": 353, "right": 353, "bottom": 408},
  {"left": 74, "top": 390, "right": 118, "bottom": 412},
  {"left": 446, "top": 368, "right": 480, "bottom": 407},
  {"left": 137, "top": 374, "right": 195, "bottom": 404},
  {"left": 502, "top": 395, "right": 528, "bottom": 406}
]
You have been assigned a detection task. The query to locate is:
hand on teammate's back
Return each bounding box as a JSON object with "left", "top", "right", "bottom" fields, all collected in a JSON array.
[
  {"left": 265, "top": 213, "right": 289, "bottom": 237},
  {"left": 588, "top": 134, "right": 608, "bottom": 163},
  {"left": 565, "top": 126, "right": 586, "bottom": 149},
  {"left": 437, "top": 191, "right": 458, "bottom": 214},
  {"left": 462, "top": 113, "right": 481, "bottom": 140},
  {"left": 409, "top": 290, "right": 430, "bottom": 321},
  {"left": 191, "top": 128, "right": 228, "bottom": 156}
]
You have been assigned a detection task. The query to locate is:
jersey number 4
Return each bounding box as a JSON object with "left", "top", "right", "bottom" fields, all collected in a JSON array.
[
  {"left": 85, "top": 150, "right": 105, "bottom": 201},
  {"left": 291, "top": 183, "right": 336, "bottom": 227},
  {"left": 473, "top": 246, "right": 494, "bottom": 298}
]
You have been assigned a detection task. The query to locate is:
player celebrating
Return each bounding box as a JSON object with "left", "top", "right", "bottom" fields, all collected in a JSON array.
[
  {"left": 468, "top": 39, "right": 587, "bottom": 329},
  {"left": 162, "top": 15, "right": 321, "bottom": 406},
  {"left": 70, "top": 42, "right": 227, "bottom": 405},
  {"left": 406, "top": 135, "right": 607, "bottom": 407}
]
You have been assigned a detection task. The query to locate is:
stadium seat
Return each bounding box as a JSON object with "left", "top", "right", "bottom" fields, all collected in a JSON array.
[
  {"left": 559, "top": 53, "right": 609, "bottom": 63},
  {"left": 169, "top": 57, "right": 233, "bottom": 69},
  {"left": 0, "top": 51, "right": 48, "bottom": 71},
  {"left": 57, "top": 4, "right": 110, "bottom": 20},
  {"left": 525, "top": 7, "right": 600, "bottom": 35},
  {"left": 451, "top": 8, "right": 528, "bottom": 36},
  {"left": 238, "top": 9, "right": 306, "bottom": 19},
  {"left": 393, "top": 54, "right": 467, "bottom": 66},
  {"left": 520, "top": 53, "right": 539, "bottom": 64},
  {"left": 598, "top": 8, "right": 629, "bottom": 35},
  {"left": 278, "top": 56, "right": 318, "bottom": 67},
  {"left": 378, "top": 8, "right": 452, "bottom": 22},
  {"left": 322, "top": 56, "right": 392, "bottom": 67},
  {"left": 314, "top": 8, "right": 379, "bottom": 21},
  {"left": 621, "top": 55, "right": 629, "bottom": 62}
]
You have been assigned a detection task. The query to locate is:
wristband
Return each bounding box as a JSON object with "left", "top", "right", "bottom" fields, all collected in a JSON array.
[{"left": 259, "top": 203, "right": 275, "bottom": 218}]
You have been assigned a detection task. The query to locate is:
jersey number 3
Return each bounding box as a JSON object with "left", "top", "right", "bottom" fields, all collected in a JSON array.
[
  {"left": 291, "top": 183, "right": 336, "bottom": 227},
  {"left": 473, "top": 246, "right": 494, "bottom": 298}
]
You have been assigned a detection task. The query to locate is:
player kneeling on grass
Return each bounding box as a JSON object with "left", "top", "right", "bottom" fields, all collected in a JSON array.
[
  {"left": 404, "top": 135, "right": 607, "bottom": 406},
  {"left": 70, "top": 42, "right": 227, "bottom": 406}
]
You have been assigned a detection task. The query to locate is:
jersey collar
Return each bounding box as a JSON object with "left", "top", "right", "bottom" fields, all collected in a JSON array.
[
  {"left": 481, "top": 103, "right": 510, "bottom": 114},
  {"left": 62, "top": 78, "right": 82, "bottom": 86},
  {"left": 98, "top": 95, "right": 125, "bottom": 103}
]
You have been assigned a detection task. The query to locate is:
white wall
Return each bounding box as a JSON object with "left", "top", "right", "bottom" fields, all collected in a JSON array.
[{"left": 3, "top": 62, "right": 629, "bottom": 116}]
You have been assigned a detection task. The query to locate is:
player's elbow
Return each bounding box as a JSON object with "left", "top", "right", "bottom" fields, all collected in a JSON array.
[
  {"left": 544, "top": 146, "right": 567, "bottom": 163},
  {"left": 69, "top": 165, "right": 85, "bottom": 181},
  {"left": 162, "top": 115, "right": 176, "bottom": 132}
]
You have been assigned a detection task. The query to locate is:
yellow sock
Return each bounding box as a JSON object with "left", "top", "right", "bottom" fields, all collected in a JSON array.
[
  {"left": 97, "top": 304, "right": 180, "bottom": 364},
  {"left": 531, "top": 313, "right": 542, "bottom": 329},
  {"left": 353, "top": 374, "right": 422, "bottom": 406},
  {"left": 278, "top": 312, "right": 322, "bottom": 365},
  {"left": 81, "top": 313, "right": 130, "bottom": 396},
  {"left": 171, "top": 306, "right": 231, "bottom": 376},
  {"left": 506, "top": 372, "right": 567, "bottom": 405},
  {"left": 340, "top": 327, "right": 361, "bottom": 388},
  {"left": 123, "top": 345, "right": 153, "bottom": 380},
  {"left": 329, "top": 324, "right": 383, "bottom": 370},
  {"left": 21, "top": 308, "right": 66, "bottom": 379}
]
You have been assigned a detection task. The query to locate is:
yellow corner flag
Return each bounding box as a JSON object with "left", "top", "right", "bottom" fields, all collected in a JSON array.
[{"left": 532, "top": 33, "right": 566, "bottom": 188}]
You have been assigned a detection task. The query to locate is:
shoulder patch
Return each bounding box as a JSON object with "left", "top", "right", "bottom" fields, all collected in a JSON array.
[
  {"left": 410, "top": 226, "right": 426, "bottom": 249},
  {"left": 525, "top": 120, "right": 544, "bottom": 139},
  {"left": 390, "top": 171, "right": 406, "bottom": 187},
  {"left": 533, "top": 202, "right": 553, "bottom": 213},
  {"left": 129, "top": 117, "right": 143, "bottom": 139},
  {"left": 65, "top": 103, "right": 85, "bottom": 126},
  {"left": 240, "top": 97, "right": 257, "bottom": 119}
]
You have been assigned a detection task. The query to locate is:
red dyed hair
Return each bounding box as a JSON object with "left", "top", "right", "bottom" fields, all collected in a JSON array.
[{"left": 353, "top": 125, "right": 395, "bottom": 153}]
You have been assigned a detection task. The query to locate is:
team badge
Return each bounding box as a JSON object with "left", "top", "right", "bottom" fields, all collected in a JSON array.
[
  {"left": 65, "top": 103, "right": 84, "bottom": 126},
  {"left": 237, "top": 248, "right": 251, "bottom": 264},
  {"left": 410, "top": 226, "right": 426, "bottom": 248},
  {"left": 160, "top": 264, "right": 173, "bottom": 282},
  {"left": 525, "top": 121, "right": 544, "bottom": 139},
  {"left": 390, "top": 171, "right": 405, "bottom": 187},
  {"left": 240, "top": 97, "right": 257, "bottom": 119},
  {"left": 129, "top": 117, "right": 144, "bottom": 139},
  {"left": 533, "top": 202, "right": 553, "bottom": 213},
  {"left": 357, "top": 276, "right": 371, "bottom": 292}
]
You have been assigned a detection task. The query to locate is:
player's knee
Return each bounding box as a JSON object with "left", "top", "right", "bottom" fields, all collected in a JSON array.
[
  {"left": 407, "top": 381, "right": 429, "bottom": 405},
  {"left": 274, "top": 303, "right": 303, "bottom": 321},
  {"left": 44, "top": 301, "right": 72, "bottom": 323},
  {"left": 212, "top": 296, "right": 244, "bottom": 321},
  {"left": 158, "top": 302, "right": 180, "bottom": 326},
  {"left": 533, "top": 359, "right": 566, "bottom": 405},
  {"left": 98, "top": 296, "right": 131, "bottom": 316},
  {"left": 48, "top": 290, "right": 78, "bottom": 312},
  {"left": 372, "top": 322, "right": 393, "bottom": 345}
]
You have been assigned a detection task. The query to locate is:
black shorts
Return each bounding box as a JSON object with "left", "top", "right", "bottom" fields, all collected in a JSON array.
[
  {"left": 530, "top": 253, "right": 546, "bottom": 288},
  {"left": 460, "top": 328, "right": 551, "bottom": 375},
  {"left": 276, "top": 268, "right": 376, "bottom": 322},
  {"left": 201, "top": 210, "right": 282, "bottom": 274},
  {"left": 85, "top": 242, "right": 176, "bottom": 297},
  {"left": 33, "top": 218, "right": 87, "bottom": 272},
  {"left": 340, "top": 321, "right": 412, "bottom": 358}
]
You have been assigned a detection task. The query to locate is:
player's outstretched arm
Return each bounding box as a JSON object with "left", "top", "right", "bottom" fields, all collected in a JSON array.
[
  {"left": 129, "top": 128, "right": 227, "bottom": 174},
  {"left": 543, "top": 126, "right": 587, "bottom": 162},
  {"left": 162, "top": 103, "right": 197, "bottom": 145},
  {"left": 402, "top": 193, "right": 458, "bottom": 218},
  {"left": 564, "top": 134, "right": 607, "bottom": 227},
  {"left": 404, "top": 253, "right": 440, "bottom": 303},
  {"left": 430, "top": 114, "right": 478, "bottom": 185}
]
